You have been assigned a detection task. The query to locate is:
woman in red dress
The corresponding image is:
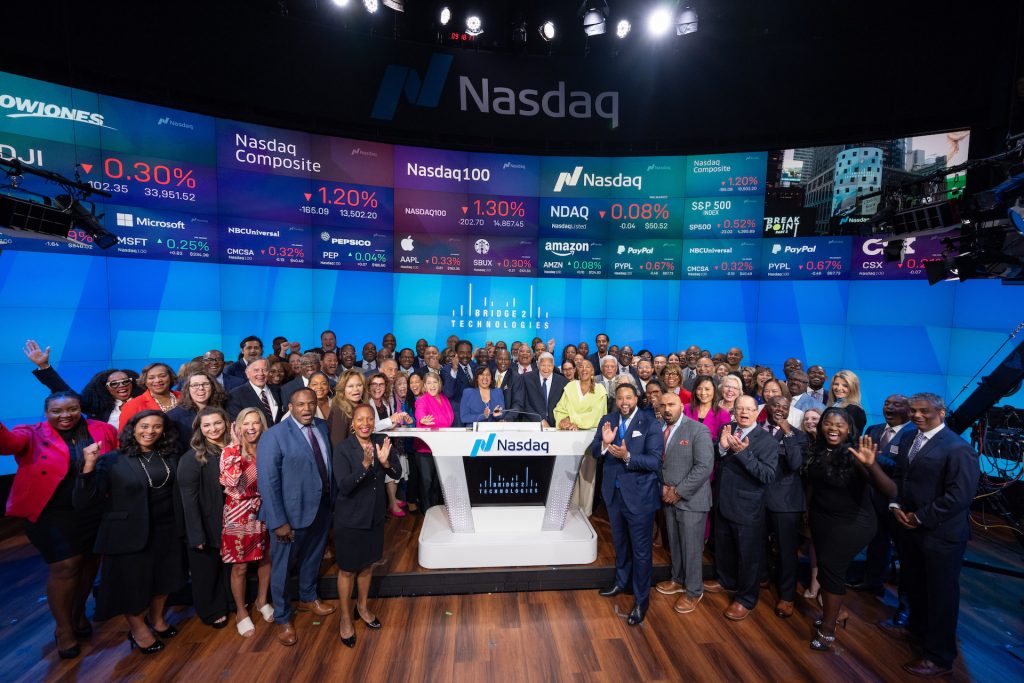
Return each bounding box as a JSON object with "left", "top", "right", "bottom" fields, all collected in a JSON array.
[{"left": 219, "top": 407, "right": 272, "bottom": 637}]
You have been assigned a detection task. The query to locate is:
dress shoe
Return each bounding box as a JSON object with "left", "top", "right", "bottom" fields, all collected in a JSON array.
[
  {"left": 626, "top": 603, "right": 647, "bottom": 626},
  {"left": 127, "top": 632, "right": 165, "bottom": 654},
  {"left": 851, "top": 582, "right": 886, "bottom": 597},
  {"left": 54, "top": 634, "right": 81, "bottom": 659},
  {"left": 276, "top": 622, "right": 298, "bottom": 646},
  {"left": 877, "top": 619, "right": 916, "bottom": 642},
  {"left": 598, "top": 585, "right": 631, "bottom": 598},
  {"left": 145, "top": 619, "right": 178, "bottom": 638},
  {"left": 702, "top": 580, "right": 727, "bottom": 594},
  {"left": 724, "top": 601, "right": 750, "bottom": 621},
  {"left": 903, "top": 657, "right": 952, "bottom": 677},
  {"left": 339, "top": 630, "right": 356, "bottom": 649},
  {"left": 355, "top": 607, "right": 382, "bottom": 629},
  {"left": 655, "top": 580, "right": 685, "bottom": 595},
  {"left": 673, "top": 593, "right": 703, "bottom": 614},
  {"left": 774, "top": 600, "right": 794, "bottom": 618},
  {"left": 297, "top": 600, "right": 336, "bottom": 616}
]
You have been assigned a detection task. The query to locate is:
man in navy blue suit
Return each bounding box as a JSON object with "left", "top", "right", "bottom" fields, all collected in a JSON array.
[
  {"left": 514, "top": 352, "right": 566, "bottom": 427},
  {"left": 257, "top": 388, "right": 336, "bottom": 646},
  {"left": 442, "top": 339, "right": 475, "bottom": 426},
  {"left": 882, "top": 393, "right": 979, "bottom": 678},
  {"left": 589, "top": 382, "right": 664, "bottom": 626}
]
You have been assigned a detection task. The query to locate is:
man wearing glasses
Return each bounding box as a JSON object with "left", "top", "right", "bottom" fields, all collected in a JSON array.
[{"left": 202, "top": 350, "right": 243, "bottom": 391}]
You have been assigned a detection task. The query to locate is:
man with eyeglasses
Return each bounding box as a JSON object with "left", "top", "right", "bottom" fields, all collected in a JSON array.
[
  {"left": 281, "top": 352, "right": 325, "bottom": 407},
  {"left": 202, "top": 350, "right": 242, "bottom": 391}
]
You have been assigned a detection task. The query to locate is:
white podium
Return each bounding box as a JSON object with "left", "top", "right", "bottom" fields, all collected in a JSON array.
[{"left": 384, "top": 424, "right": 597, "bottom": 569}]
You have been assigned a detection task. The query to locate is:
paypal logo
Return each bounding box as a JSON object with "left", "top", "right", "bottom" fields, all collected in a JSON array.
[{"left": 371, "top": 53, "right": 454, "bottom": 121}]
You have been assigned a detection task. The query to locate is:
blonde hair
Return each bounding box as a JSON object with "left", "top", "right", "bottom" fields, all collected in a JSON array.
[
  {"left": 828, "top": 369, "right": 862, "bottom": 407},
  {"left": 331, "top": 369, "right": 367, "bottom": 420},
  {"left": 233, "top": 407, "right": 267, "bottom": 457}
]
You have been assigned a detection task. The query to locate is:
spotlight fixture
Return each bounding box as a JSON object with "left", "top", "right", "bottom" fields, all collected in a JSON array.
[
  {"left": 331, "top": 0, "right": 350, "bottom": 7},
  {"left": 465, "top": 15, "right": 483, "bottom": 36},
  {"left": 382, "top": 0, "right": 404, "bottom": 11},
  {"left": 439, "top": 6, "right": 451, "bottom": 26},
  {"left": 615, "top": 19, "right": 631, "bottom": 38},
  {"left": 647, "top": 7, "right": 673, "bottom": 37},
  {"left": 539, "top": 21, "right": 556, "bottom": 42},
  {"left": 363, "top": 0, "right": 378, "bottom": 14},
  {"left": 676, "top": 6, "right": 698, "bottom": 35},
  {"left": 579, "top": 1, "right": 609, "bottom": 36}
]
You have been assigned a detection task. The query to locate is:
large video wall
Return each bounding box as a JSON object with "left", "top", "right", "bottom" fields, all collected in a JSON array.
[{"left": 0, "top": 69, "right": 1019, "bottom": 475}]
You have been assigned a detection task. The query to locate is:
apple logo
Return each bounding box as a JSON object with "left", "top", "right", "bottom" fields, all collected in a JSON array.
[{"left": 401, "top": 235, "right": 415, "bottom": 251}]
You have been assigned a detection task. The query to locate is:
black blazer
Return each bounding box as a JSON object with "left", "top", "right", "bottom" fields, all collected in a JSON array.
[
  {"left": 226, "top": 383, "right": 284, "bottom": 424},
  {"left": 166, "top": 406, "right": 199, "bottom": 453},
  {"left": 493, "top": 368, "right": 518, "bottom": 411},
  {"left": 73, "top": 449, "right": 183, "bottom": 555},
  {"left": 333, "top": 434, "right": 401, "bottom": 530},
  {"left": 514, "top": 371, "right": 567, "bottom": 426},
  {"left": 764, "top": 425, "right": 808, "bottom": 513},
  {"left": 715, "top": 423, "right": 778, "bottom": 524},
  {"left": 177, "top": 448, "right": 225, "bottom": 549},
  {"left": 893, "top": 426, "right": 980, "bottom": 543}
]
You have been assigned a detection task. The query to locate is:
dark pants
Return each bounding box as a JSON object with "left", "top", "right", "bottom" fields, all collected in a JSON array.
[
  {"left": 415, "top": 452, "right": 440, "bottom": 511},
  {"left": 715, "top": 510, "right": 764, "bottom": 609},
  {"left": 268, "top": 501, "right": 331, "bottom": 625},
  {"left": 903, "top": 531, "right": 966, "bottom": 669},
  {"left": 766, "top": 511, "right": 802, "bottom": 602},
  {"left": 606, "top": 487, "right": 655, "bottom": 609},
  {"left": 187, "top": 545, "right": 230, "bottom": 624}
]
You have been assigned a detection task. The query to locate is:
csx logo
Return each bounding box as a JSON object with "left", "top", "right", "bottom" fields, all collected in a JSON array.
[{"left": 862, "top": 238, "right": 916, "bottom": 256}]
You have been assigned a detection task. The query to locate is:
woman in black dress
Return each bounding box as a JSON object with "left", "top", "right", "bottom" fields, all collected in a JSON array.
[
  {"left": 75, "top": 410, "right": 186, "bottom": 654},
  {"left": 804, "top": 407, "right": 896, "bottom": 651},
  {"left": 333, "top": 404, "right": 400, "bottom": 648},
  {"left": 177, "top": 406, "right": 231, "bottom": 629}
]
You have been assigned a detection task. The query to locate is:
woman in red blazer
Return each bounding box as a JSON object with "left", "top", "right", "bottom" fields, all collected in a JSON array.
[
  {"left": 119, "top": 362, "right": 180, "bottom": 431},
  {"left": 0, "top": 391, "right": 118, "bottom": 659}
]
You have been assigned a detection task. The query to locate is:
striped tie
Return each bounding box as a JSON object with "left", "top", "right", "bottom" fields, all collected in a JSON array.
[{"left": 907, "top": 431, "right": 927, "bottom": 464}]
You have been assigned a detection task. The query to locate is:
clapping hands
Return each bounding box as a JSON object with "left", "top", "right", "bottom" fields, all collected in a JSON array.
[{"left": 719, "top": 425, "right": 750, "bottom": 453}]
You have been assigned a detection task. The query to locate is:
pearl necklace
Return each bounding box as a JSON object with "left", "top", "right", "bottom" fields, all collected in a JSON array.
[
  {"left": 139, "top": 453, "right": 172, "bottom": 489},
  {"left": 152, "top": 392, "right": 177, "bottom": 412}
]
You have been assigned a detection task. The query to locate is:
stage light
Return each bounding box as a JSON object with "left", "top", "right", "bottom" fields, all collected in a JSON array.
[
  {"left": 331, "top": 0, "right": 350, "bottom": 7},
  {"left": 53, "top": 195, "right": 118, "bottom": 249},
  {"left": 465, "top": 15, "right": 483, "bottom": 36},
  {"left": 615, "top": 19, "right": 631, "bottom": 38},
  {"left": 363, "top": 0, "right": 378, "bottom": 14},
  {"left": 580, "top": 1, "right": 609, "bottom": 36},
  {"left": 382, "top": 0, "right": 404, "bottom": 12},
  {"left": 439, "top": 6, "right": 451, "bottom": 26},
  {"left": 647, "top": 7, "right": 673, "bottom": 37},
  {"left": 539, "top": 21, "right": 556, "bottom": 41},
  {"left": 676, "top": 6, "right": 698, "bottom": 35}
]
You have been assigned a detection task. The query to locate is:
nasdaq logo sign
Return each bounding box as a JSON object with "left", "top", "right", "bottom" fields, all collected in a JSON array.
[
  {"left": 469, "top": 433, "right": 551, "bottom": 456},
  {"left": 371, "top": 54, "right": 454, "bottom": 121}
]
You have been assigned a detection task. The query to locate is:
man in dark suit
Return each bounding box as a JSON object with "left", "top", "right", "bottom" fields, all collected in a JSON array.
[
  {"left": 414, "top": 338, "right": 429, "bottom": 369},
  {"left": 201, "top": 349, "right": 243, "bottom": 392},
  {"left": 442, "top": 339, "right": 475, "bottom": 427},
  {"left": 856, "top": 394, "right": 914, "bottom": 611},
  {"left": 590, "top": 383, "right": 665, "bottom": 626},
  {"left": 655, "top": 392, "right": 714, "bottom": 614},
  {"left": 280, "top": 352, "right": 322, "bottom": 407},
  {"left": 226, "top": 358, "right": 284, "bottom": 425},
  {"left": 223, "top": 335, "right": 265, "bottom": 383},
  {"left": 882, "top": 393, "right": 979, "bottom": 677},
  {"left": 257, "top": 388, "right": 336, "bottom": 646},
  {"left": 585, "top": 332, "right": 610, "bottom": 372},
  {"left": 704, "top": 394, "right": 777, "bottom": 621},
  {"left": 492, "top": 348, "right": 517, "bottom": 409},
  {"left": 683, "top": 356, "right": 719, "bottom": 392},
  {"left": 356, "top": 341, "right": 378, "bottom": 373},
  {"left": 762, "top": 396, "right": 808, "bottom": 618},
  {"left": 414, "top": 345, "right": 444, "bottom": 380},
  {"left": 514, "top": 352, "right": 566, "bottom": 427}
]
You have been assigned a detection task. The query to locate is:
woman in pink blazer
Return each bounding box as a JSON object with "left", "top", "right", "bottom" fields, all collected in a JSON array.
[
  {"left": 413, "top": 371, "right": 453, "bottom": 512},
  {"left": 683, "top": 377, "right": 731, "bottom": 440}
]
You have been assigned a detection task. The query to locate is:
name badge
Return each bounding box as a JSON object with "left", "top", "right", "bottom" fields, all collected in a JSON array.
[{"left": 889, "top": 445, "right": 899, "bottom": 454}]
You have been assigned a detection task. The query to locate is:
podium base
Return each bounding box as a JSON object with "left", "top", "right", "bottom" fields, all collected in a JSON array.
[{"left": 418, "top": 505, "right": 598, "bottom": 569}]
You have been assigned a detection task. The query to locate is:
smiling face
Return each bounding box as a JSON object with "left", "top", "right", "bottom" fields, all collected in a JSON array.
[
  {"left": 187, "top": 374, "right": 213, "bottom": 406},
  {"left": 369, "top": 376, "right": 387, "bottom": 400},
  {"left": 46, "top": 396, "right": 82, "bottom": 432},
  {"left": 807, "top": 365, "right": 826, "bottom": 390},
  {"left": 106, "top": 371, "right": 134, "bottom": 401},
  {"left": 727, "top": 348, "right": 743, "bottom": 367},
  {"left": 352, "top": 405, "right": 375, "bottom": 439},
  {"left": 820, "top": 412, "right": 849, "bottom": 446},
  {"left": 910, "top": 398, "right": 945, "bottom": 431},
  {"left": 615, "top": 385, "right": 637, "bottom": 416},
  {"left": 476, "top": 367, "right": 493, "bottom": 389},
  {"left": 696, "top": 357, "right": 714, "bottom": 377},
  {"left": 424, "top": 373, "right": 441, "bottom": 396},
  {"left": 802, "top": 410, "right": 821, "bottom": 434},
  {"left": 134, "top": 415, "right": 164, "bottom": 451},
  {"left": 831, "top": 376, "right": 849, "bottom": 399},
  {"left": 562, "top": 362, "right": 576, "bottom": 380},
  {"left": 246, "top": 359, "right": 269, "bottom": 388},
  {"left": 695, "top": 379, "right": 715, "bottom": 405},
  {"left": 267, "top": 363, "right": 286, "bottom": 385},
  {"left": 408, "top": 373, "right": 424, "bottom": 396},
  {"left": 239, "top": 411, "right": 264, "bottom": 445},
  {"left": 308, "top": 374, "right": 331, "bottom": 401},
  {"left": 344, "top": 375, "right": 365, "bottom": 403},
  {"left": 734, "top": 396, "right": 758, "bottom": 428},
  {"left": 199, "top": 412, "right": 227, "bottom": 443},
  {"left": 576, "top": 357, "right": 594, "bottom": 382},
  {"left": 241, "top": 340, "right": 263, "bottom": 362},
  {"left": 146, "top": 366, "right": 172, "bottom": 396}
]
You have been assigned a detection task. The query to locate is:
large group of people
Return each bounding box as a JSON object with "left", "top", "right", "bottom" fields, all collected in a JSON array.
[{"left": 1, "top": 331, "right": 979, "bottom": 677}]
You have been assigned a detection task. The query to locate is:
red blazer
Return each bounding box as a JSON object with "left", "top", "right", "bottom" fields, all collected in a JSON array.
[
  {"left": 118, "top": 390, "right": 180, "bottom": 432},
  {"left": 1, "top": 419, "right": 118, "bottom": 522}
]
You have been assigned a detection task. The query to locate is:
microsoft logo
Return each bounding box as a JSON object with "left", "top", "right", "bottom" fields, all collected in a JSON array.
[
  {"left": 553, "top": 166, "right": 584, "bottom": 193},
  {"left": 116, "top": 213, "right": 133, "bottom": 227},
  {"left": 469, "top": 433, "right": 495, "bottom": 457},
  {"left": 371, "top": 53, "right": 454, "bottom": 121}
]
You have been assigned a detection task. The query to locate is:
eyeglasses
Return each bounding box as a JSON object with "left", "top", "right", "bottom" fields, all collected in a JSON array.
[
  {"left": 107, "top": 379, "right": 133, "bottom": 388},
  {"left": 370, "top": 382, "right": 386, "bottom": 388},
  {"left": 189, "top": 382, "right": 212, "bottom": 389}
]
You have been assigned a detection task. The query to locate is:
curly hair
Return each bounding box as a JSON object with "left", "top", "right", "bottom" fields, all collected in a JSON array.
[
  {"left": 119, "top": 410, "right": 181, "bottom": 459},
  {"left": 803, "top": 407, "right": 857, "bottom": 485},
  {"left": 79, "top": 369, "right": 143, "bottom": 419}
]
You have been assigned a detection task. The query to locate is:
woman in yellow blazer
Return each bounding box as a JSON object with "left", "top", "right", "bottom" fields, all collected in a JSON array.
[{"left": 554, "top": 356, "right": 608, "bottom": 517}]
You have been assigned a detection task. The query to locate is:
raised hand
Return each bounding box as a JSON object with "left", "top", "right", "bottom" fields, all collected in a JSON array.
[
  {"left": 375, "top": 437, "right": 392, "bottom": 466},
  {"left": 82, "top": 441, "right": 103, "bottom": 472},
  {"left": 601, "top": 421, "right": 616, "bottom": 446},
  {"left": 546, "top": 338, "right": 555, "bottom": 352},
  {"left": 23, "top": 339, "right": 51, "bottom": 368},
  {"left": 361, "top": 442, "right": 375, "bottom": 469},
  {"left": 848, "top": 435, "right": 878, "bottom": 467},
  {"left": 719, "top": 425, "right": 734, "bottom": 450},
  {"left": 419, "top": 414, "right": 435, "bottom": 426},
  {"left": 608, "top": 437, "right": 628, "bottom": 460},
  {"left": 778, "top": 419, "right": 792, "bottom": 436}
]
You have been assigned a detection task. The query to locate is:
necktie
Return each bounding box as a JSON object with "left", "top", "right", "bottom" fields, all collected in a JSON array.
[
  {"left": 305, "top": 424, "right": 329, "bottom": 488},
  {"left": 879, "top": 425, "right": 895, "bottom": 453},
  {"left": 907, "top": 431, "right": 927, "bottom": 465},
  {"left": 542, "top": 376, "right": 549, "bottom": 404},
  {"left": 618, "top": 418, "right": 627, "bottom": 441},
  {"left": 663, "top": 424, "right": 672, "bottom": 461},
  {"left": 259, "top": 389, "right": 272, "bottom": 418}
]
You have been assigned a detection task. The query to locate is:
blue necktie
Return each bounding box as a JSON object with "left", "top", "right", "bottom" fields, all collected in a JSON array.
[{"left": 618, "top": 419, "right": 627, "bottom": 441}]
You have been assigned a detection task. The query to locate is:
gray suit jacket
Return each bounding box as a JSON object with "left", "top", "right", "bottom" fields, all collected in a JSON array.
[{"left": 661, "top": 415, "right": 714, "bottom": 512}]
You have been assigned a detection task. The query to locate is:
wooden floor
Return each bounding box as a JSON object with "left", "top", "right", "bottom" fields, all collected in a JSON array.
[{"left": 1, "top": 519, "right": 1022, "bottom": 683}]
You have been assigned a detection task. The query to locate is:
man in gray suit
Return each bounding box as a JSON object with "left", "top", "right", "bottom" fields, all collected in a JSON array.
[{"left": 654, "top": 392, "right": 714, "bottom": 614}]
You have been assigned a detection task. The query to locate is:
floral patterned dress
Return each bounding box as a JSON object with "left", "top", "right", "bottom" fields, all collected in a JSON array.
[{"left": 219, "top": 443, "right": 268, "bottom": 563}]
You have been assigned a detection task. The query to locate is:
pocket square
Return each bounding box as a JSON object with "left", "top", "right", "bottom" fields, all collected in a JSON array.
[
  {"left": 679, "top": 439, "right": 689, "bottom": 446},
  {"left": 631, "top": 430, "right": 642, "bottom": 438}
]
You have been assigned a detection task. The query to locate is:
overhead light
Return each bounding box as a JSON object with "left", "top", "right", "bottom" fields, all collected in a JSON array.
[
  {"left": 382, "top": 0, "right": 404, "bottom": 11},
  {"left": 363, "top": 0, "right": 378, "bottom": 14},
  {"left": 539, "top": 21, "right": 556, "bottom": 41},
  {"left": 465, "top": 15, "right": 483, "bottom": 36},
  {"left": 615, "top": 19, "right": 631, "bottom": 38},
  {"left": 647, "top": 7, "right": 673, "bottom": 37},
  {"left": 331, "top": 0, "right": 350, "bottom": 7},
  {"left": 676, "top": 6, "right": 698, "bottom": 35},
  {"left": 580, "top": 1, "right": 609, "bottom": 36},
  {"left": 439, "top": 6, "right": 451, "bottom": 25}
]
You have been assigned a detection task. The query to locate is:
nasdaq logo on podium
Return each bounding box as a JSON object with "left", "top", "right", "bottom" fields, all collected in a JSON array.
[{"left": 470, "top": 433, "right": 551, "bottom": 456}]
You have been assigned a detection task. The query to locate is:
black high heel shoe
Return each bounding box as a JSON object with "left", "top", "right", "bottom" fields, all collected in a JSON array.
[
  {"left": 355, "top": 607, "right": 381, "bottom": 629},
  {"left": 54, "top": 634, "right": 81, "bottom": 659},
  {"left": 339, "top": 629, "right": 356, "bottom": 648},
  {"left": 127, "top": 631, "right": 165, "bottom": 654},
  {"left": 145, "top": 618, "right": 178, "bottom": 638},
  {"left": 813, "top": 611, "right": 849, "bottom": 629},
  {"left": 810, "top": 629, "right": 836, "bottom": 652}
]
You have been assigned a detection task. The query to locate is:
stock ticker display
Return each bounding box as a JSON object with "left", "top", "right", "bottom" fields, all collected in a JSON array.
[{"left": 0, "top": 70, "right": 970, "bottom": 282}]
